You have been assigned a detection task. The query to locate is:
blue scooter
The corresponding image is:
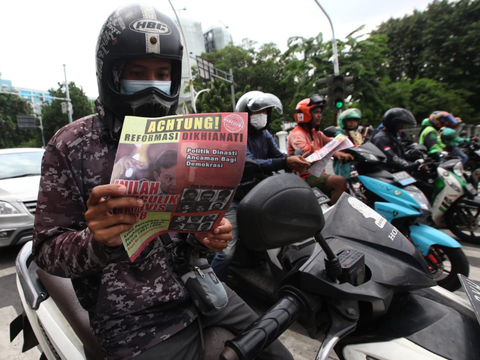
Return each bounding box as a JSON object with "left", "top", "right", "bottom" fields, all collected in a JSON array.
[{"left": 345, "top": 142, "right": 469, "bottom": 291}]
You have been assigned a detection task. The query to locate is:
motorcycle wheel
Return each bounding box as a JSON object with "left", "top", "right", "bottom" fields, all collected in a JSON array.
[
  {"left": 425, "top": 245, "right": 469, "bottom": 292},
  {"left": 445, "top": 199, "right": 480, "bottom": 244}
]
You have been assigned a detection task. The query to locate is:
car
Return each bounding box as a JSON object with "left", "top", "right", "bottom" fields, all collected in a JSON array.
[{"left": 0, "top": 148, "right": 45, "bottom": 247}]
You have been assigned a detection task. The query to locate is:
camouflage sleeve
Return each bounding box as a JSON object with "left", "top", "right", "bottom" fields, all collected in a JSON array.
[{"left": 33, "top": 131, "right": 125, "bottom": 278}]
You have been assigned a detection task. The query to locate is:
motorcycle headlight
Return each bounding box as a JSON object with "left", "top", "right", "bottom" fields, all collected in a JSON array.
[
  {"left": 453, "top": 161, "right": 465, "bottom": 178},
  {"left": 404, "top": 185, "right": 431, "bottom": 211},
  {"left": 0, "top": 201, "right": 21, "bottom": 215}
]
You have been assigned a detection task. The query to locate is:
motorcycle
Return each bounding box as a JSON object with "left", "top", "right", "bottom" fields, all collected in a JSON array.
[
  {"left": 462, "top": 140, "right": 480, "bottom": 191},
  {"left": 406, "top": 146, "right": 480, "bottom": 244},
  {"left": 343, "top": 142, "right": 469, "bottom": 291},
  {"left": 9, "top": 241, "right": 237, "bottom": 360},
  {"left": 10, "top": 174, "right": 480, "bottom": 360},
  {"left": 221, "top": 174, "right": 480, "bottom": 360}
]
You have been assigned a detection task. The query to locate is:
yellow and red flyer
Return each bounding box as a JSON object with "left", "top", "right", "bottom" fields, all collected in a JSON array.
[{"left": 110, "top": 112, "right": 248, "bottom": 261}]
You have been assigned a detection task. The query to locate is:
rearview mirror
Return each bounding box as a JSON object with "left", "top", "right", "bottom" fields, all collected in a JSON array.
[
  {"left": 323, "top": 126, "right": 337, "bottom": 138},
  {"left": 237, "top": 174, "right": 325, "bottom": 251}
]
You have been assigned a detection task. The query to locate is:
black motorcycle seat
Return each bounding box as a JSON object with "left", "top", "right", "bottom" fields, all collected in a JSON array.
[{"left": 36, "top": 268, "right": 103, "bottom": 360}]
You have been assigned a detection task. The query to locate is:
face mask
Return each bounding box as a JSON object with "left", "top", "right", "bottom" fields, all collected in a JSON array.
[
  {"left": 250, "top": 113, "right": 268, "bottom": 130},
  {"left": 120, "top": 80, "right": 171, "bottom": 95}
]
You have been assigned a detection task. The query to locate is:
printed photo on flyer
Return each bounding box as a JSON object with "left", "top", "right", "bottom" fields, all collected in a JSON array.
[{"left": 110, "top": 112, "right": 248, "bottom": 261}]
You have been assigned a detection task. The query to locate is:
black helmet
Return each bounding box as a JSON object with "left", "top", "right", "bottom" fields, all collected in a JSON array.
[
  {"left": 96, "top": 4, "right": 183, "bottom": 121},
  {"left": 382, "top": 108, "right": 416, "bottom": 132}
]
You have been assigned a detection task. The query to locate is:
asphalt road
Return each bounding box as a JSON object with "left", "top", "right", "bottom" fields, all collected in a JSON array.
[{"left": 2, "top": 235, "right": 480, "bottom": 360}]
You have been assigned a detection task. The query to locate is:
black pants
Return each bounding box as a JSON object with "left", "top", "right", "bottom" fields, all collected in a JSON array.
[{"left": 134, "top": 284, "right": 293, "bottom": 360}]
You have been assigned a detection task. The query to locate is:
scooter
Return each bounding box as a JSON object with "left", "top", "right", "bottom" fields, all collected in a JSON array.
[
  {"left": 10, "top": 174, "right": 480, "bottom": 360},
  {"left": 221, "top": 174, "right": 480, "bottom": 360},
  {"left": 343, "top": 142, "right": 469, "bottom": 291},
  {"left": 461, "top": 140, "right": 480, "bottom": 190},
  {"left": 409, "top": 151, "right": 480, "bottom": 244},
  {"left": 9, "top": 241, "right": 236, "bottom": 360}
]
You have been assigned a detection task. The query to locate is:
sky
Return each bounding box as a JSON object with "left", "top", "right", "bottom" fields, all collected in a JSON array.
[{"left": 0, "top": 0, "right": 435, "bottom": 99}]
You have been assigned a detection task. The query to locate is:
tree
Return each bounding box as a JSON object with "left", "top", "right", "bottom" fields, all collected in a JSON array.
[
  {"left": 382, "top": 77, "right": 474, "bottom": 122},
  {"left": 375, "top": 0, "right": 480, "bottom": 121},
  {"left": 191, "top": 41, "right": 291, "bottom": 136},
  {"left": 41, "top": 82, "right": 94, "bottom": 143},
  {"left": 0, "top": 93, "right": 37, "bottom": 149},
  {"left": 281, "top": 28, "right": 391, "bottom": 128}
]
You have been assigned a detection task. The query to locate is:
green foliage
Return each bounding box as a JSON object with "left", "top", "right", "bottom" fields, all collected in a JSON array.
[
  {"left": 0, "top": 93, "right": 37, "bottom": 149},
  {"left": 188, "top": 1, "right": 480, "bottom": 137},
  {"left": 374, "top": 77, "right": 473, "bottom": 126},
  {"left": 41, "top": 82, "right": 95, "bottom": 143},
  {"left": 191, "top": 41, "right": 294, "bottom": 135},
  {"left": 375, "top": 0, "right": 480, "bottom": 121}
]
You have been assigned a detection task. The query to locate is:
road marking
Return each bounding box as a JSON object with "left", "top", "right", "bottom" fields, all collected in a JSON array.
[
  {"left": 0, "top": 266, "right": 16, "bottom": 278},
  {"left": 280, "top": 329, "right": 339, "bottom": 360},
  {"left": 0, "top": 306, "right": 40, "bottom": 359},
  {"left": 460, "top": 246, "right": 480, "bottom": 259}
]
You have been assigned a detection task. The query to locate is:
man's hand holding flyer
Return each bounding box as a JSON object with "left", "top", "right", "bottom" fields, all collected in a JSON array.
[
  {"left": 111, "top": 113, "right": 247, "bottom": 261},
  {"left": 305, "top": 134, "right": 354, "bottom": 176}
]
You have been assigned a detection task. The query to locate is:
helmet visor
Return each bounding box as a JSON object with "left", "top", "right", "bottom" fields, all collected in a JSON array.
[
  {"left": 308, "top": 94, "right": 326, "bottom": 108},
  {"left": 247, "top": 93, "right": 283, "bottom": 114},
  {"left": 443, "top": 114, "right": 458, "bottom": 128}
]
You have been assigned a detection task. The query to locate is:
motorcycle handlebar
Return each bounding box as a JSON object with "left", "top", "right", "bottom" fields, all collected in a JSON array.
[{"left": 220, "top": 294, "right": 303, "bottom": 360}]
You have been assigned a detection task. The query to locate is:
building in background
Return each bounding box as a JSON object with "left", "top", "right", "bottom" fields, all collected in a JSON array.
[
  {"left": 1, "top": 75, "right": 52, "bottom": 115},
  {"left": 174, "top": 18, "right": 233, "bottom": 108},
  {"left": 204, "top": 26, "right": 233, "bottom": 53}
]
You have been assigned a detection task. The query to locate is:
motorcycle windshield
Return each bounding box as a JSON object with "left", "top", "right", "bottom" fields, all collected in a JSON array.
[{"left": 346, "top": 142, "right": 387, "bottom": 163}]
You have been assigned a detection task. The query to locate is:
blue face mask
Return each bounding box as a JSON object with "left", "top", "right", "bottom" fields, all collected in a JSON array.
[{"left": 120, "top": 80, "right": 171, "bottom": 95}]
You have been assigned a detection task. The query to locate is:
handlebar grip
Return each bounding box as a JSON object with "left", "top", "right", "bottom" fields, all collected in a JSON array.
[{"left": 220, "top": 295, "right": 303, "bottom": 360}]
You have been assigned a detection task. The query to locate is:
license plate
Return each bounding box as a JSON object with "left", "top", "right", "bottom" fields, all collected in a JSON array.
[
  {"left": 393, "top": 171, "right": 416, "bottom": 186},
  {"left": 466, "top": 183, "right": 477, "bottom": 195},
  {"left": 312, "top": 187, "right": 330, "bottom": 205},
  {"left": 459, "top": 274, "right": 480, "bottom": 325}
]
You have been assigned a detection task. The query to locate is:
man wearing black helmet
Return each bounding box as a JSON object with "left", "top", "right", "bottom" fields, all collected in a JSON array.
[
  {"left": 372, "top": 108, "right": 435, "bottom": 199},
  {"left": 32, "top": 5, "right": 292, "bottom": 360},
  {"left": 371, "top": 107, "right": 423, "bottom": 172}
]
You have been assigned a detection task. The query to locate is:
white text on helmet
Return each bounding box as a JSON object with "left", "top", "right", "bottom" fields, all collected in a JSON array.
[{"left": 130, "top": 20, "right": 172, "bottom": 34}]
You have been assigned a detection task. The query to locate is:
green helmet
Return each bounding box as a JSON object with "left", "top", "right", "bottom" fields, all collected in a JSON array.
[
  {"left": 338, "top": 108, "right": 362, "bottom": 129},
  {"left": 441, "top": 127, "right": 462, "bottom": 145},
  {"left": 421, "top": 118, "right": 430, "bottom": 127}
]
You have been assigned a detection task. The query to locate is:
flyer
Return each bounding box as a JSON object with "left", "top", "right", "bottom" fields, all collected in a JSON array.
[
  {"left": 110, "top": 113, "right": 248, "bottom": 261},
  {"left": 305, "top": 134, "right": 354, "bottom": 176}
]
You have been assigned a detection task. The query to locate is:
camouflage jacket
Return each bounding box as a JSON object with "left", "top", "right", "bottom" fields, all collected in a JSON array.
[{"left": 33, "top": 113, "right": 197, "bottom": 359}]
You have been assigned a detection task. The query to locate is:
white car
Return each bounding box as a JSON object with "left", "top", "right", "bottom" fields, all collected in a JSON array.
[{"left": 0, "top": 148, "right": 44, "bottom": 247}]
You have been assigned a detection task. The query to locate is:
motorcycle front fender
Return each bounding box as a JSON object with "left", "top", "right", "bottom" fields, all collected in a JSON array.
[{"left": 409, "top": 223, "right": 461, "bottom": 256}]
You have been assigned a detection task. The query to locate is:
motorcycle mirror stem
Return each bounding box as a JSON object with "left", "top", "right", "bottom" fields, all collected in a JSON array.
[{"left": 315, "top": 231, "right": 342, "bottom": 282}]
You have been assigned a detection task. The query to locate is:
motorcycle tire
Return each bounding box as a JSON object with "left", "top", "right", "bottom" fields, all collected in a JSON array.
[
  {"left": 425, "top": 245, "right": 469, "bottom": 292},
  {"left": 445, "top": 199, "right": 480, "bottom": 244}
]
